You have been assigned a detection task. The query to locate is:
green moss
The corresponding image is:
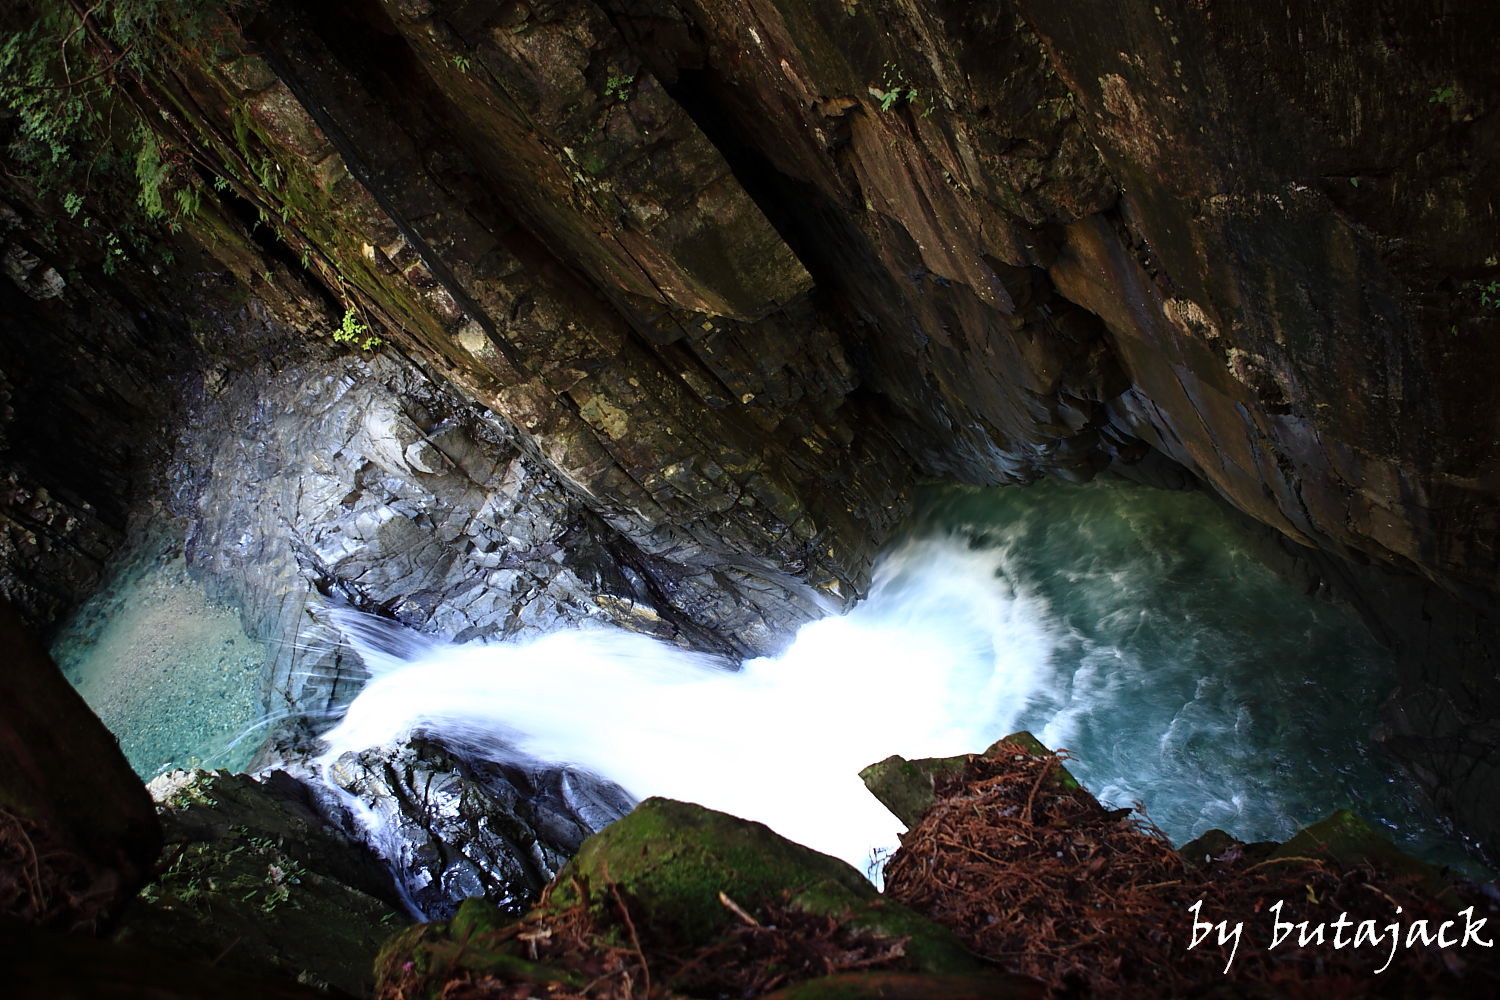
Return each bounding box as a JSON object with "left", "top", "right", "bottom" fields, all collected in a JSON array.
[
  {"left": 376, "top": 911, "right": 583, "bottom": 1000},
  {"left": 544, "top": 797, "right": 987, "bottom": 977},
  {"left": 1272, "top": 809, "right": 1453, "bottom": 900},
  {"left": 135, "top": 833, "right": 305, "bottom": 917},
  {"left": 789, "top": 885, "right": 988, "bottom": 976},
  {"left": 545, "top": 797, "right": 875, "bottom": 948},
  {"left": 449, "top": 896, "right": 511, "bottom": 941},
  {"left": 859, "top": 755, "right": 967, "bottom": 827}
]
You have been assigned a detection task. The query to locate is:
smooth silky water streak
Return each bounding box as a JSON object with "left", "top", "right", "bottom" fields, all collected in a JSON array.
[{"left": 318, "top": 537, "right": 1061, "bottom": 874}]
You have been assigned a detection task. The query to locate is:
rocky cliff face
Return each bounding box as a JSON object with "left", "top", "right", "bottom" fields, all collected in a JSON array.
[{"left": 2, "top": 1, "right": 1497, "bottom": 851}]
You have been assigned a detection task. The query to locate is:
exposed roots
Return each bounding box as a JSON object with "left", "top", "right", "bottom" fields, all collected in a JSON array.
[{"left": 0, "top": 805, "right": 113, "bottom": 931}]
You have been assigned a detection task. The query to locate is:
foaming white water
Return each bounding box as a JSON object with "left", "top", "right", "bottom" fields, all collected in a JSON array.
[{"left": 319, "top": 535, "right": 1059, "bottom": 871}]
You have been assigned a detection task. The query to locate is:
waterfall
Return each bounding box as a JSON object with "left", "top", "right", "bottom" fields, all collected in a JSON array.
[
  {"left": 317, "top": 479, "right": 1477, "bottom": 881},
  {"left": 318, "top": 535, "right": 1060, "bottom": 873}
]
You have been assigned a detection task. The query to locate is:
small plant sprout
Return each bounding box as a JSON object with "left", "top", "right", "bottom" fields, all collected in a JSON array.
[
  {"left": 870, "top": 61, "right": 919, "bottom": 112},
  {"left": 1479, "top": 281, "right": 1499, "bottom": 311},
  {"left": 605, "top": 71, "right": 637, "bottom": 102},
  {"left": 333, "top": 305, "right": 383, "bottom": 350}
]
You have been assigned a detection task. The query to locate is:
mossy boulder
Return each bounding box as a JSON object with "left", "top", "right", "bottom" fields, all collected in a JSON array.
[
  {"left": 112, "top": 769, "right": 407, "bottom": 995},
  {"left": 1177, "top": 828, "right": 1277, "bottom": 869},
  {"left": 1272, "top": 808, "right": 1456, "bottom": 899},
  {"left": 378, "top": 798, "right": 1014, "bottom": 997},
  {"left": 543, "top": 797, "right": 983, "bottom": 974},
  {"left": 543, "top": 797, "right": 872, "bottom": 945},
  {"left": 859, "top": 755, "right": 970, "bottom": 828}
]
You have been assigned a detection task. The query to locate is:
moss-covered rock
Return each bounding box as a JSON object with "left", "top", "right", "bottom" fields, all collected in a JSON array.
[
  {"left": 376, "top": 797, "right": 1022, "bottom": 998},
  {"left": 1177, "top": 828, "right": 1278, "bottom": 869},
  {"left": 543, "top": 796, "right": 875, "bottom": 947},
  {"left": 1272, "top": 808, "right": 1457, "bottom": 900},
  {"left": 112, "top": 769, "right": 406, "bottom": 995},
  {"left": 858, "top": 755, "right": 969, "bottom": 829},
  {"left": 553, "top": 797, "right": 990, "bottom": 975}
]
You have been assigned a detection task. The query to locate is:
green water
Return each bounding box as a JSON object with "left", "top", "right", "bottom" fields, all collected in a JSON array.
[
  {"left": 50, "top": 538, "right": 268, "bottom": 779},
  {"left": 911, "top": 477, "right": 1481, "bottom": 873}
]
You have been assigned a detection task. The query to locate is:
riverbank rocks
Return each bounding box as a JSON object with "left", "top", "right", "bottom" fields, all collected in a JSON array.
[
  {"left": 111, "top": 768, "right": 406, "bottom": 995},
  {"left": 369, "top": 741, "right": 1495, "bottom": 999},
  {"left": 321, "top": 737, "right": 635, "bottom": 919},
  {"left": 375, "top": 797, "right": 1040, "bottom": 999}
]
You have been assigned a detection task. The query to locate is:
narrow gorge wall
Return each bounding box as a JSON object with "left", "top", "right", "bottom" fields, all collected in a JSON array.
[{"left": 2, "top": 0, "right": 1497, "bottom": 851}]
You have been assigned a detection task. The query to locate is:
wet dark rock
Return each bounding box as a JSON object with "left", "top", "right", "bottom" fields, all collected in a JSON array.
[
  {"left": 2, "top": 924, "right": 333, "bottom": 1000},
  {"left": 322, "top": 737, "right": 634, "bottom": 919},
  {"left": 166, "top": 340, "right": 824, "bottom": 754}
]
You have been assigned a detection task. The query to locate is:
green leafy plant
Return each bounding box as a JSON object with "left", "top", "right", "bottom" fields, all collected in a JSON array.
[
  {"left": 869, "top": 61, "right": 918, "bottom": 113},
  {"left": 604, "top": 70, "right": 636, "bottom": 102},
  {"left": 0, "top": 1, "right": 251, "bottom": 226},
  {"left": 1429, "top": 85, "right": 1456, "bottom": 104},
  {"left": 333, "top": 305, "right": 382, "bottom": 350}
]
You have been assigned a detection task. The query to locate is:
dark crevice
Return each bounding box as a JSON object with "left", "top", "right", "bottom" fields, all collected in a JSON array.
[{"left": 200, "top": 168, "right": 341, "bottom": 316}]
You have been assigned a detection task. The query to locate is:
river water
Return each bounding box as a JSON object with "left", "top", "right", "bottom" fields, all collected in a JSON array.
[
  {"left": 53, "top": 477, "right": 1480, "bottom": 874},
  {"left": 50, "top": 537, "right": 267, "bottom": 779},
  {"left": 320, "top": 477, "right": 1479, "bottom": 875}
]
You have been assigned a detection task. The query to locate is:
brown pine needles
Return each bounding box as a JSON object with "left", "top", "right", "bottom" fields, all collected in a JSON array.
[{"left": 883, "top": 742, "right": 1499, "bottom": 997}]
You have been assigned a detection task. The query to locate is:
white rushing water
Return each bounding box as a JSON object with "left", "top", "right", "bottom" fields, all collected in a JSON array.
[
  {"left": 320, "top": 478, "right": 1481, "bottom": 878},
  {"left": 319, "top": 536, "right": 1059, "bottom": 872}
]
